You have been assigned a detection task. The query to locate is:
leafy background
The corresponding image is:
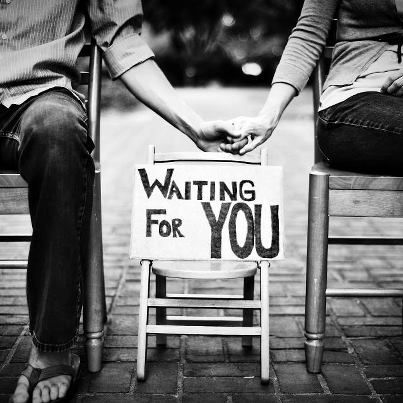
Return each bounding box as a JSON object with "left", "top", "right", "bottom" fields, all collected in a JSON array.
[{"left": 99, "top": 0, "right": 304, "bottom": 109}]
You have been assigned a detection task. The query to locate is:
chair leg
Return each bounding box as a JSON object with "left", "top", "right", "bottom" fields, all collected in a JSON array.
[
  {"left": 137, "top": 259, "right": 151, "bottom": 381},
  {"left": 242, "top": 275, "right": 255, "bottom": 348},
  {"left": 100, "top": 259, "right": 107, "bottom": 324},
  {"left": 156, "top": 274, "right": 167, "bottom": 347},
  {"left": 305, "top": 172, "right": 329, "bottom": 374},
  {"left": 260, "top": 261, "right": 270, "bottom": 384},
  {"left": 84, "top": 173, "right": 105, "bottom": 373}
]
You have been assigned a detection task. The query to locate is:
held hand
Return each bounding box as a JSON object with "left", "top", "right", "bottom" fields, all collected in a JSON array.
[
  {"left": 196, "top": 120, "right": 247, "bottom": 152},
  {"left": 381, "top": 70, "right": 403, "bottom": 96},
  {"left": 219, "top": 115, "right": 277, "bottom": 155}
]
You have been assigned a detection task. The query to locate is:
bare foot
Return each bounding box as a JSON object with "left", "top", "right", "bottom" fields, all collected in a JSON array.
[{"left": 10, "top": 343, "right": 78, "bottom": 403}]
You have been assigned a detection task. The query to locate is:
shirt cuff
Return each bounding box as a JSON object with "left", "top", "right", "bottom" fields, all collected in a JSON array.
[
  {"left": 271, "top": 62, "right": 311, "bottom": 94},
  {"left": 103, "top": 33, "right": 155, "bottom": 79}
]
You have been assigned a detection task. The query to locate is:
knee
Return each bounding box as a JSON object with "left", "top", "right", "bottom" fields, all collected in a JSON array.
[{"left": 21, "top": 97, "right": 87, "bottom": 156}]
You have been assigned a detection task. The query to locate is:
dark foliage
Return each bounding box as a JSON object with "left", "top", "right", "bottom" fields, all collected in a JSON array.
[{"left": 144, "top": 0, "right": 305, "bottom": 85}]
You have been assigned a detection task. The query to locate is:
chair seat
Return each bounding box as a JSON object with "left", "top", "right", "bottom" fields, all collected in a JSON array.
[
  {"left": 0, "top": 171, "right": 28, "bottom": 187},
  {"left": 152, "top": 260, "right": 258, "bottom": 279},
  {"left": 0, "top": 172, "right": 29, "bottom": 214},
  {"left": 312, "top": 162, "right": 403, "bottom": 191}
]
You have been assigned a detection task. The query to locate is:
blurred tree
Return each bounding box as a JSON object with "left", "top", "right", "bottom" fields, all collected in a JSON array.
[{"left": 143, "top": 0, "right": 305, "bottom": 85}]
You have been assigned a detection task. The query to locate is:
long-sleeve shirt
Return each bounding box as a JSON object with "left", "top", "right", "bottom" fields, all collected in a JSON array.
[
  {"left": 272, "top": 0, "right": 403, "bottom": 94},
  {"left": 0, "top": 0, "right": 155, "bottom": 107},
  {"left": 319, "top": 44, "right": 402, "bottom": 110}
]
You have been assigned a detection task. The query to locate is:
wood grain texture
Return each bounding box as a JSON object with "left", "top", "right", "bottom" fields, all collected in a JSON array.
[
  {"left": 0, "top": 173, "right": 28, "bottom": 187},
  {"left": 329, "top": 190, "right": 403, "bottom": 217},
  {"left": 146, "top": 324, "right": 261, "bottom": 336},
  {"left": 0, "top": 188, "right": 29, "bottom": 214},
  {"left": 148, "top": 297, "right": 261, "bottom": 309},
  {"left": 311, "top": 163, "right": 403, "bottom": 190},
  {"left": 330, "top": 176, "right": 403, "bottom": 191}
]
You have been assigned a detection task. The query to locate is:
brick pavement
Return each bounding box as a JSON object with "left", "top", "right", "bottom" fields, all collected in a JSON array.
[{"left": 0, "top": 88, "right": 402, "bottom": 402}]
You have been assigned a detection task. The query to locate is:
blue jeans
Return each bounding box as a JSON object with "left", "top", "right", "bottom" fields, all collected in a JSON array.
[
  {"left": 317, "top": 92, "right": 403, "bottom": 175},
  {"left": 0, "top": 88, "right": 95, "bottom": 352}
]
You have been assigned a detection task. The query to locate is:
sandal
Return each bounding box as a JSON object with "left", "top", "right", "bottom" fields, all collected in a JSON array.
[{"left": 13, "top": 354, "right": 80, "bottom": 403}]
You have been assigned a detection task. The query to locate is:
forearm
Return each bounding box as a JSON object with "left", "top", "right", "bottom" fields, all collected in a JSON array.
[
  {"left": 119, "top": 59, "right": 203, "bottom": 143},
  {"left": 220, "top": 82, "right": 297, "bottom": 155},
  {"left": 258, "top": 83, "right": 297, "bottom": 126},
  {"left": 271, "top": 0, "right": 338, "bottom": 92}
]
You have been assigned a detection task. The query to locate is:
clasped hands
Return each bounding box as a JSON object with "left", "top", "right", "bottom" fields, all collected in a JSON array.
[
  {"left": 197, "top": 114, "right": 275, "bottom": 155},
  {"left": 198, "top": 68, "right": 403, "bottom": 155}
]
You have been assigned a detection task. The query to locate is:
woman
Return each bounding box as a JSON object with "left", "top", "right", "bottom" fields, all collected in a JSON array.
[{"left": 223, "top": 0, "right": 403, "bottom": 174}]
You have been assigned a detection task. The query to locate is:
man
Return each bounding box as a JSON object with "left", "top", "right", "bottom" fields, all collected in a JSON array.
[{"left": 1, "top": 1, "right": 244, "bottom": 402}]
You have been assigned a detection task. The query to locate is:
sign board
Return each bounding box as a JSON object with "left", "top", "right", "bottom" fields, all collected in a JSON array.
[{"left": 130, "top": 164, "right": 284, "bottom": 261}]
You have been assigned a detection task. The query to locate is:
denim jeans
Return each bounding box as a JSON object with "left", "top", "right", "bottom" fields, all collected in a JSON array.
[
  {"left": 317, "top": 92, "right": 403, "bottom": 175},
  {"left": 0, "top": 88, "right": 95, "bottom": 352}
]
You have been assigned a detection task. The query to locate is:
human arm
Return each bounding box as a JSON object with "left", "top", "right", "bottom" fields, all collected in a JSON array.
[
  {"left": 119, "top": 59, "right": 242, "bottom": 151},
  {"left": 223, "top": 0, "right": 339, "bottom": 154},
  {"left": 86, "top": 0, "right": 240, "bottom": 151},
  {"left": 220, "top": 83, "right": 297, "bottom": 154}
]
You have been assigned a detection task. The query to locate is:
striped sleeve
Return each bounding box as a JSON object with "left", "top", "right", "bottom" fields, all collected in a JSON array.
[
  {"left": 87, "top": 0, "right": 155, "bottom": 79},
  {"left": 271, "top": 0, "right": 339, "bottom": 93}
]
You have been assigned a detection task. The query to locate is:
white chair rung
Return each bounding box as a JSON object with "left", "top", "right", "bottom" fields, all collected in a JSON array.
[
  {"left": 147, "top": 324, "right": 261, "bottom": 336},
  {"left": 148, "top": 297, "right": 261, "bottom": 309}
]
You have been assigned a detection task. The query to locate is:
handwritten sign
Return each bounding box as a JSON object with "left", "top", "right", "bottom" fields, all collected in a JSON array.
[{"left": 130, "top": 164, "right": 284, "bottom": 261}]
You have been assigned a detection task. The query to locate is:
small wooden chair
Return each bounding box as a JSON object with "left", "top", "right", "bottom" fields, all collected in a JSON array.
[
  {"left": 305, "top": 20, "right": 403, "bottom": 373},
  {"left": 0, "top": 41, "right": 106, "bottom": 373},
  {"left": 136, "top": 145, "right": 271, "bottom": 384}
]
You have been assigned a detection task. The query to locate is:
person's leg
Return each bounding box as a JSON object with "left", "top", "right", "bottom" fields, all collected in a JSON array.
[
  {"left": 0, "top": 104, "right": 24, "bottom": 170},
  {"left": 317, "top": 92, "right": 403, "bottom": 175},
  {"left": 4, "top": 89, "right": 94, "bottom": 403}
]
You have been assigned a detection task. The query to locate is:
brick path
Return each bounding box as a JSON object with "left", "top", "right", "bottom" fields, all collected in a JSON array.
[{"left": 0, "top": 88, "right": 402, "bottom": 402}]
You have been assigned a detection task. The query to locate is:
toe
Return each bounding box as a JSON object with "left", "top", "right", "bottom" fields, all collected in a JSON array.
[
  {"left": 10, "top": 383, "right": 30, "bottom": 403},
  {"left": 11, "top": 375, "right": 30, "bottom": 403},
  {"left": 49, "top": 384, "right": 58, "bottom": 401},
  {"left": 58, "top": 382, "right": 68, "bottom": 399},
  {"left": 40, "top": 384, "right": 50, "bottom": 403},
  {"left": 41, "top": 385, "right": 50, "bottom": 403},
  {"left": 32, "top": 386, "right": 41, "bottom": 403}
]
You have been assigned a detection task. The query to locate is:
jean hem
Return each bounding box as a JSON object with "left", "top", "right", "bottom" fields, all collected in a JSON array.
[
  {"left": 0, "top": 131, "right": 20, "bottom": 143},
  {"left": 31, "top": 331, "right": 77, "bottom": 353}
]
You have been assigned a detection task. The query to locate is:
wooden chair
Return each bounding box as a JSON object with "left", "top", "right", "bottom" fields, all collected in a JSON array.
[
  {"left": 0, "top": 41, "right": 106, "bottom": 373},
  {"left": 136, "top": 145, "right": 271, "bottom": 384},
  {"left": 305, "top": 20, "right": 403, "bottom": 373}
]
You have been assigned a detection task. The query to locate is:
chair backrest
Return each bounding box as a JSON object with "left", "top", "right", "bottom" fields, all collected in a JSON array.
[
  {"left": 312, "top": 18, "right": 338, "bottom": 163},
  {"left": 149, "top": 146, "right": 269, "bottom": 166}
]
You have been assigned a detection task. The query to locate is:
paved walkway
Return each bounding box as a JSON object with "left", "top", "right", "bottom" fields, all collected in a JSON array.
[{"left": 0, "top": 88, "right": 402, "bottom": 402}]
